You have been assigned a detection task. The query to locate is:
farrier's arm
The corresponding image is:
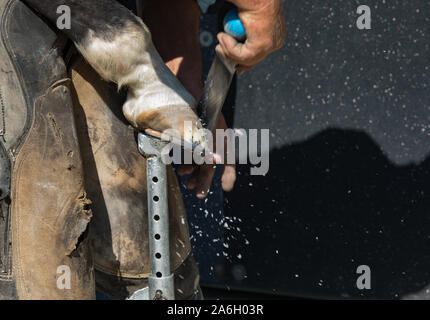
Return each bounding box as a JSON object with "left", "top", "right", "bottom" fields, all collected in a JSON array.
[
  {"left": 22, "top": 0, "right": 204, "bottom": 145},
  {"left": 217, "top": 0, "right": 287, "bottom": 73}
]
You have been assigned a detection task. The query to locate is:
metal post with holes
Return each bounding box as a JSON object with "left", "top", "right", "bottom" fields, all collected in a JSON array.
[
  {"left": 128, "top": 7, "right": 245, "bottom": 301},
  {"left": 135, "top": 132, "right": 175, "bottom": 301}
]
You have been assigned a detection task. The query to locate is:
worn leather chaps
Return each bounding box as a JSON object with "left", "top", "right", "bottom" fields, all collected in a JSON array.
[{"left": 0, "top": 0, "right": 198, "bottom": 300}]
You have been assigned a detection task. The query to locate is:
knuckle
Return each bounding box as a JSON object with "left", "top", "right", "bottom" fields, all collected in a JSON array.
[
  {"left": 259, "top": 39, "right": 275, "bottom": 53},
  {"left": 276, "top": 37, "right": 286, "bottom": 50},
  {"left": 242, "top": 51, "right": 256, "bottom": 62}
]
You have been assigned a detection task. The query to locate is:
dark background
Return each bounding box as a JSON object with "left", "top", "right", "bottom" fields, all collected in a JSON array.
[{"left": 182, "top": 0, "right": 430, "bottom": 300}]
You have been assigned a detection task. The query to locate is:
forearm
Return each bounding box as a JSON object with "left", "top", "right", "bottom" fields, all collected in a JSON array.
[{"left": 142, "top": 0, "right": 202, "bottom": 100}]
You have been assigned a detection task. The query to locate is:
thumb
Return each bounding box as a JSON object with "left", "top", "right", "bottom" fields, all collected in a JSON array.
[{"left": 217, "top": 32, "right": 244, "bottom": 61}]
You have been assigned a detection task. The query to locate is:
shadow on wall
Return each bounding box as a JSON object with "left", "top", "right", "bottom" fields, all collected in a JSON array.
[
  {"left": 221, "top": 128, "right": 430, "bottom": 299},
  {"left": 186, "top": 0, "right": 429, "bottom": 299}
]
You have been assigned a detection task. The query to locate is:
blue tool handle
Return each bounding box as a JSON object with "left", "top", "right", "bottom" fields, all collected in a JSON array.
[{"left": 223, "top": 8, "right": 247, "bottom": 42}]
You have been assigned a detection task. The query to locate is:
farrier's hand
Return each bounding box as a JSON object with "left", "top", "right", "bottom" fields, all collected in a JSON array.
[
  {"left": 216, "top": 0, "right": 287, "bottom": 74},
  {"left": 177, "top": 114, "right": 236, "bottom": 199}
]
